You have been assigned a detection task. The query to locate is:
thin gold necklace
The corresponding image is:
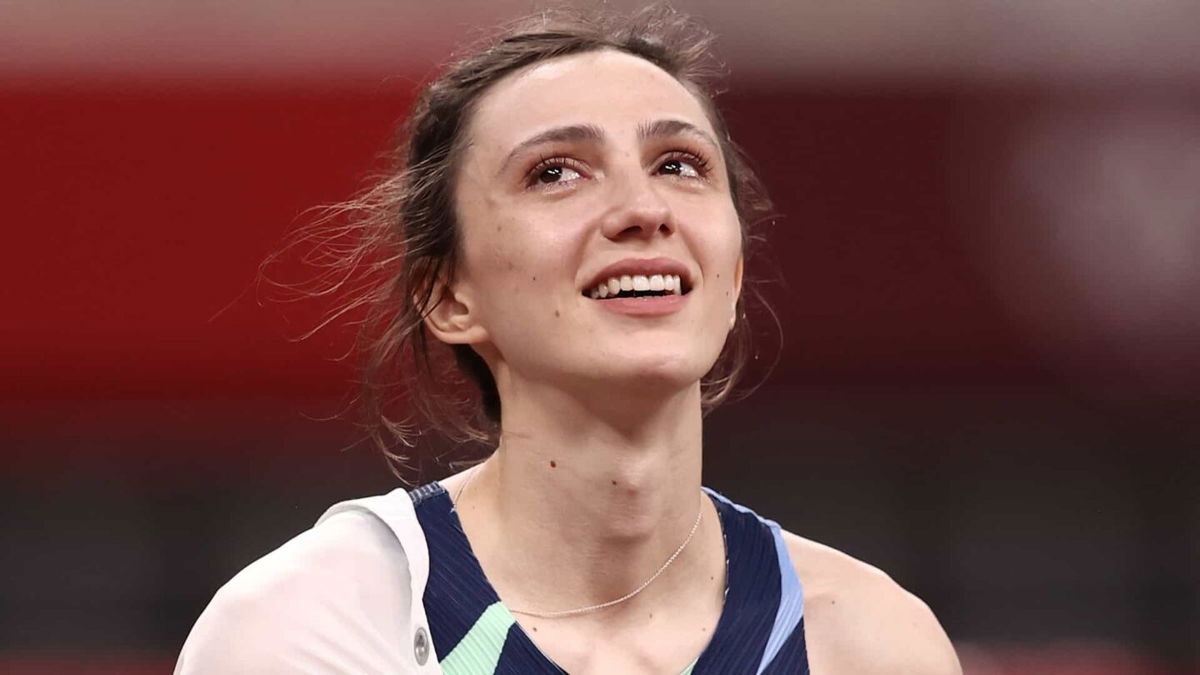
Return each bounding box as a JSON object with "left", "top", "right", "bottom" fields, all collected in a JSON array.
[{"left": 453, "top": 466, "right": 705, "bottom": 619}]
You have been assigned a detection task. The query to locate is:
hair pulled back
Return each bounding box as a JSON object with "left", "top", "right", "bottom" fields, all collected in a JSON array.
[{"left": 275, "top": 4, "right": 774, "bottom": 476}]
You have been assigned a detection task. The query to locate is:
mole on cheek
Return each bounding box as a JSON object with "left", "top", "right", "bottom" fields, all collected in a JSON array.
[{"left": 549, "top": 460, "right": 557, "bottom": 468}]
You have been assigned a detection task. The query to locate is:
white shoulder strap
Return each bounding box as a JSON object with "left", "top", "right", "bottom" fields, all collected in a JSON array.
[{"left": 316, "top": 488, "right": 441, "bottom": 672}]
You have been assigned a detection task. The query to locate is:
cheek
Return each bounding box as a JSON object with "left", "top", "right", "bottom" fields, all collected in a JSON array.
[
  {"left": 702, "top": 216, "right": 744, "bottom": 291},
  {"left": 458, "top": 209, "right": 581, "bottom": 326},
  {"left": 459, "top": 189, "right": 526, "bottom": 283},
  {"left": 471, "top": 221, "right": 570, "bottom": 279}
]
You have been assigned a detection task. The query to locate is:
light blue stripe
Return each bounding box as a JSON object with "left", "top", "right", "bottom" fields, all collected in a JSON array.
[
  {"left": 702, "top": 488, "right": 806, "bottom": 674},
  {"left": 757, "top": 522, "right": 805, "bottom": 673}
]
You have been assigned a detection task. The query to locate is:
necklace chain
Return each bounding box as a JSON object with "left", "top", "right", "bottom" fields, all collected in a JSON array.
[{"left": 453, "top": 466, "right": 705, "bottom": 619}]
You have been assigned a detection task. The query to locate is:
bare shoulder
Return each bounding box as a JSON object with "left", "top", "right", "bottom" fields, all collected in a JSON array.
[{"left": 782, "top": 531, "right": 962, "bottom": 675}]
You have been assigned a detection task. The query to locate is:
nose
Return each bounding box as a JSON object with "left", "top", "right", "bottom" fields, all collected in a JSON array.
[{"left": 599, "top": 169, "right": 674, "bottom": 242}]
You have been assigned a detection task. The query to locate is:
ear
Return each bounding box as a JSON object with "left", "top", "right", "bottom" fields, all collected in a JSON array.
[{"left": 423, "top": 276, "right": 490, "bottom": 346}]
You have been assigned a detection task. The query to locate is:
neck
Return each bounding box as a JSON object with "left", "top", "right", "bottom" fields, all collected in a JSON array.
[{"left": 454, "top": 378, "right": 711, "bottom": 617}]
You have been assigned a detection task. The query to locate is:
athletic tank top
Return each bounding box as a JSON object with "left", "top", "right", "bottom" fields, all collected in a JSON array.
[{"left": 409, "top": 483, "right": 810, "bottom": 674}]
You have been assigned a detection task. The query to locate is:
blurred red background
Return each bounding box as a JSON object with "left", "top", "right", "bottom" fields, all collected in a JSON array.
[{"left": 2, "top": 2, "right": 1197, "bottom": 673}]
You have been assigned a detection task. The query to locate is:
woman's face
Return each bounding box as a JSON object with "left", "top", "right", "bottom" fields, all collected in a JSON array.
[{"left": 444, "top": 49, "right": 743, "bottom": 398}]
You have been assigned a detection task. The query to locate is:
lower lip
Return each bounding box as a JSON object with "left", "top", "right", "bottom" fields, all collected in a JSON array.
[{"left": 591, "top": 293, "right": 688, "bottom": 316}]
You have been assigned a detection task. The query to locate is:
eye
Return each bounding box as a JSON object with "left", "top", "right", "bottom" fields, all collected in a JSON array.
[
  {"left": 538, "top": 165, "right": 581, "bottom": 184},
  {"left": 656, "top": 151, "right": 710, "bottom": 180},
  {"left": 527, "top": 157, "right": 587, "bottom": 190}
]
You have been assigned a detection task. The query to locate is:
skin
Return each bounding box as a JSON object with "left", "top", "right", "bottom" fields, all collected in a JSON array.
[{"left": 429, "top": 49, "right": 961, "bottom": 674}]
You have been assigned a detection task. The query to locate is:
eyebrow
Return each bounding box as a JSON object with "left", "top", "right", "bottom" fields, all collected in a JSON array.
[
  {"left": 636, "top": 119, "right": 719, "bottom": 151},
  {"left": 498, "top": 123, "right": 604, "bottom": 175},
  {"left": 497, "top": 119, "right": 720, "bottom": 175}
]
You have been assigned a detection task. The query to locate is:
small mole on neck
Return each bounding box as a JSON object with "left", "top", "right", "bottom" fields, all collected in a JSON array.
[{"left": 549, "top": 460, "right": 557, "bottom": 468}]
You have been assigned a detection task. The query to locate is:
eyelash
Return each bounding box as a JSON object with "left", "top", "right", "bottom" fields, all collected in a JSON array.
[
  {"left": 526, "top": 155, "right": 588, "bottom": 189},
  {"left": 524, "top": 149, "right": 714, "bottom": 190},
  {"left": 658, "top": 150, "right": 713, "bottom": 178}
]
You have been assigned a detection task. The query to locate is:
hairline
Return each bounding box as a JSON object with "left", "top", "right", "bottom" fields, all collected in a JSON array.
[
  {"left": 450, "top": 46, "right": 729, "bottom": 177},
  {"left": 443, "top": 47, "right": 740, "bottom": 247}
]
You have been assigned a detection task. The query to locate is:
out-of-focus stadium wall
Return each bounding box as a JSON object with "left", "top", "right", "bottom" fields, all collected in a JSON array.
[{"left": 2, "top": 2, "right": 1197, "bottom": 673}]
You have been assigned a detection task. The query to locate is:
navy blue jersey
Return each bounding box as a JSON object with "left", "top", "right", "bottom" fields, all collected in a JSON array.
[{"left": 409, "top": 483, "right": 810, "bottom": 674}]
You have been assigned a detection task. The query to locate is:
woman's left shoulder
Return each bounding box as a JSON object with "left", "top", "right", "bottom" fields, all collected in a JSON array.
[{"left": 780, "top": 530, "right": 963, "bottom": 675}]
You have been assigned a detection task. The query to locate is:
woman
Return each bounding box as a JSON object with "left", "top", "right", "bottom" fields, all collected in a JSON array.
[{"left": 176, "top": 6, "right": 961, "bottom": 674}]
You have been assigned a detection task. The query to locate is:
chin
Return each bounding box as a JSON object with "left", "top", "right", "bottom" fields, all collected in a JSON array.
[{"left": 596, "top": 355, "right": 711, "bottom": 394}]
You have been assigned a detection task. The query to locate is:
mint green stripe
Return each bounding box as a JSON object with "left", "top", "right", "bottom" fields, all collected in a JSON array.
[
  {"left": 439, "top": 601, "right": 515, "bottom": 674},
  {"left": 440, "top": 601, "right": 699, "bottom": 673}
]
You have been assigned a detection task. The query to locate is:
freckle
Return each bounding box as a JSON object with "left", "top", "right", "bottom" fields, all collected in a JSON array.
[
  {"left": 531, "top": 626, "right": 538, "bottom": 632},
  {"left": 716, "top": 273, "right": 721, "bottom": 278},
  {"left": 649, "top": 612, "right": 653, "bottom": 619},
  {"left": 507, "top": 261, "right": 515, "bottom": 271},
  {"left": 611, "top": 479, "right": 617, "bottom": 485},
  {"left": 549, "top": 460, "right": 557, "bottom": 468},
  {"left": 532, "top": 275, "right": 537, "bottom": 281},
  {"left": 554, "top": 310, "right": 560, "bottom": 317}
]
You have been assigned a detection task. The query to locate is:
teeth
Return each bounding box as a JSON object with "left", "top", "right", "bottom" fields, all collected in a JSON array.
[{"left": 587, "top": 273, "right": 686, "bottom": 299}]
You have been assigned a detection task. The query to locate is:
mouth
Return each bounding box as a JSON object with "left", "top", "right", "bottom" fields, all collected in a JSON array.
[
  {"left": 582, "top": 273, "right": 692, "bottom": 300},
  {"left": 580, "top": 257, "right": 696, "bottom": 301}
]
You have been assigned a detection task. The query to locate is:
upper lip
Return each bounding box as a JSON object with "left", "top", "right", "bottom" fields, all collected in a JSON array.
[{"left": 582, "top": 256, "right": 693, "bottom": 295}]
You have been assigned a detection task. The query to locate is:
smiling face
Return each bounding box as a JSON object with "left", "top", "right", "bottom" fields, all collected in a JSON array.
[{"left": 430, "top": 49, "right": 744, "bottom": 402}]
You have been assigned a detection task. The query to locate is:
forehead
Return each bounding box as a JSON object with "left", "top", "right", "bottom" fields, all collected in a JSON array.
[{"left": 465, "top": 49, "right": 717, "bottom": 154}]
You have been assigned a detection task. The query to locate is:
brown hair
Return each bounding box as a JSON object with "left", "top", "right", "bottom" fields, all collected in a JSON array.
[{"left": 270, "top": 4, "right": 775, "bottom": 477}]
